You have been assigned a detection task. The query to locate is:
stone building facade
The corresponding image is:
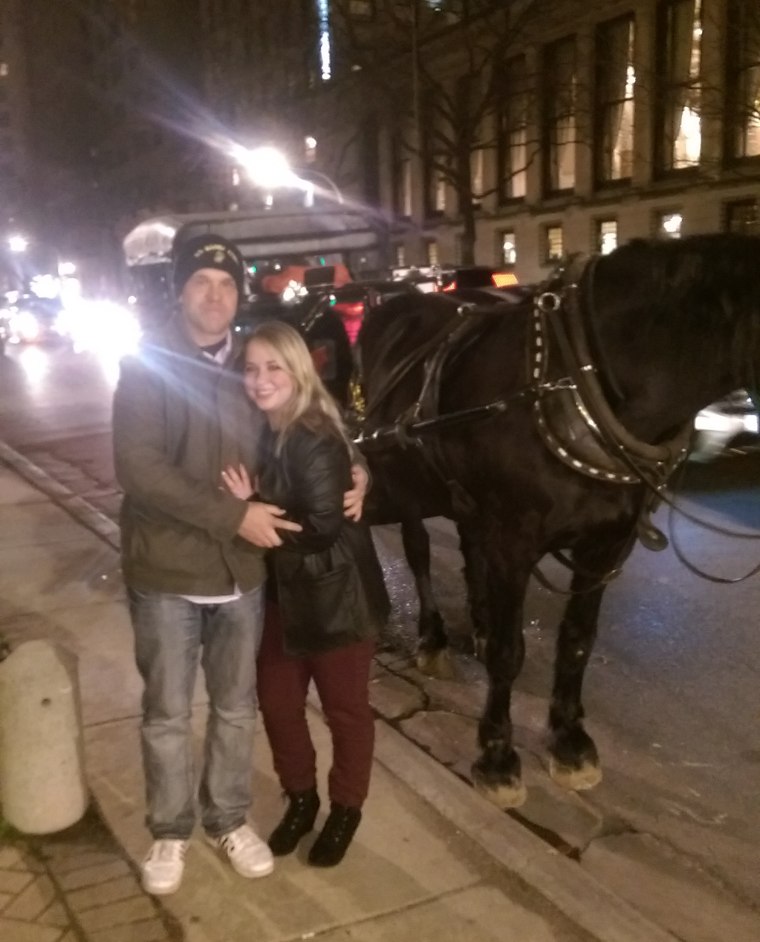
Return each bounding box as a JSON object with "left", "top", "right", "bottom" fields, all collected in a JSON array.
[{"left": 308, "top": 0, "right": 760, "bottom": 282}]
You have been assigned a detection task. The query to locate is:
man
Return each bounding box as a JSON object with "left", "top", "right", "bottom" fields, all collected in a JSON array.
[{"left": 113, "top": 234, "right": 366, "bottom": 895}]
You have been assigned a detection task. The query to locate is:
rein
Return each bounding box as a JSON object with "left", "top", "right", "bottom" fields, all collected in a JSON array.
[{"left": 356, "top": 303, "right": 532, "bottom": 451}]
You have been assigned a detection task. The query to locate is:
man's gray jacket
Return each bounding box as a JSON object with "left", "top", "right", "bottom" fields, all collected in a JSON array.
[{"left": 112, "top": 316, "right": 266, "bottom": 595}]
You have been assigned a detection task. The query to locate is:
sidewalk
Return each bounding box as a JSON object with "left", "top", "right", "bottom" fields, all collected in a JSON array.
[{"left": 0, "top": 454, "right": 678, "bottom": 942}]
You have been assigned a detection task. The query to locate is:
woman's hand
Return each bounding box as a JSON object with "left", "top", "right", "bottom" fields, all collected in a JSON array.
[
  {"left": 343, "top": 463, "right": 369, "bottom": 521},
  {"left": 221, "top": 464, "right": 254, "bottom": 500}
]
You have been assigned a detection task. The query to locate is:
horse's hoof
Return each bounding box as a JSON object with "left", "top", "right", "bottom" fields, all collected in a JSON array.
[
  {"left": 415, "top": 647, "right": 455, "bottom": 680},
  {"left": 549, "top": 756, "right": 602, "bottom": 791},
  {"left": 473, "top": 775, "right": 527, "bottom": 809},
  {"left": 471, "top": 754, "right": 527, "bottom": 808}
]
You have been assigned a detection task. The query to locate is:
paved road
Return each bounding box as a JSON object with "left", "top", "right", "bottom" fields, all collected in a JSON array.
[{"left": 1, "top": 340, "right": 759, "bottom": 940}]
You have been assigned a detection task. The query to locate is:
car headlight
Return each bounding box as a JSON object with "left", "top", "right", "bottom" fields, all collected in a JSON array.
[{"left": 10, "top": 310, "right": 41, "bottom": 340}]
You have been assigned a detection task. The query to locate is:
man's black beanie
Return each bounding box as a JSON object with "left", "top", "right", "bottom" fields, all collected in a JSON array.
[{"left": 172, "top": 234, "right": 246, "bottom": 296}]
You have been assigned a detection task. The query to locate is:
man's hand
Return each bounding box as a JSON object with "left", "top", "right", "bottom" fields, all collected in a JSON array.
[
  {"left": 237, "top": 502, "right": 302, "bottom": 548},
  {"left": 221, "top": 463, "right": 254, "bottom": 500},
  {"left": 344, "top": 463, "right": 369, "bottom": 522}
]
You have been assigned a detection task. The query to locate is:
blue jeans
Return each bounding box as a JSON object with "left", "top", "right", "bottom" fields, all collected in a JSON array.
[{"left": 128, "top": 586, "right": 264, "bottom": 840}]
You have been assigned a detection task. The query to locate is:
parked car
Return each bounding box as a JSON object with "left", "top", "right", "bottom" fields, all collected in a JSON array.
[
  {"left": 0, "top": 305, "right": 9, "bottom": 354},
  {"left": 390, "top": 264, "right": 519, "bottom": 296},
  {"left": 438, "top": 265, "right": 519, "bottom": 292},
  {"left": 691, "top": 389, "right": 760, "bottom": 461},
  {"left": 4, "top": 296, "right": 68, "bottom": 345}
]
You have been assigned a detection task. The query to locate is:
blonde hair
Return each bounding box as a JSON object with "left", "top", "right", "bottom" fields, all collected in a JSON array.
[{"left": 244, "top": 321, "right": 349, "bottom": 454}]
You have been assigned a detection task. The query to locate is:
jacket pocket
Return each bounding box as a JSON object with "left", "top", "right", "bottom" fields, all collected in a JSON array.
[{"left": 277, "top": 563, "right": 359, "bottom": 656}]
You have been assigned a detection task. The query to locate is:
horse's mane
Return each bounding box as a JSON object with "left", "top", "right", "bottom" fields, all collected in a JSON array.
[
  {"left": 597, "top": 234, "right": 760, "bottom": 327},
  {"left": 592, "top": 234, "right": 760, "bottom": 376}
]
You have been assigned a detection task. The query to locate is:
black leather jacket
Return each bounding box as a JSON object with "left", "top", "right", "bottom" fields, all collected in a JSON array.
[{"left": 258, "top": 421, "right": 390, "bottom": 656}]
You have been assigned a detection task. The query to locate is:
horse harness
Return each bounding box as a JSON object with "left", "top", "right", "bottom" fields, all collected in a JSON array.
[
  {"left": 355, "top": 260, "right": 693, "bottom": 555},
  {"left": 534, "top": 260, "right": 694, "bottom": 547}
]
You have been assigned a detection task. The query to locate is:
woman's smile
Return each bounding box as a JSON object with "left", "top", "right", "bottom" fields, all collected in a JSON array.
[{"left": 243, "top": 339, "right": 296, "bottom": 423}]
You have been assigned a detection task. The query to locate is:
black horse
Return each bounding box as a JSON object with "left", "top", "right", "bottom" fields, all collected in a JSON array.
[{"left": 357, "top": 233, "right": 760, "bottom": 809}]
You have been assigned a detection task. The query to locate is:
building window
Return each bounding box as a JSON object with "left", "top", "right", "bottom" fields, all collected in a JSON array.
[
  {"left": 426, "top": 240, "right": 440, "bottom": 266},
  {"left": 725, "top": 199, "right": 758, "bottom": 233},
  {"left": 433, "top": 167, "right": 447, "bottom": 213},
  {"left": 392, "top": 135, "right": 412, "bottom": 218},
  {"left": 655, "top": 0, "right": 702, "bottom": 173},
  {"left": 426, "top": 0, "right": 462, "bottom": 17},
  {"left": 420, "top": 93, "right": 443, "bottom": 218},
  {"left": 544, "top": 225, "right": 564, "bottom": 262},
  {"left": 400, "top": 159, "right": 412, "bottom": 217},
  {"left": 349, "top": 0, "right": 375, "bottom": 17},
  {"left": 394, "top": 244, "right": 406, "bottom": 267},
  {"left": 544, "top": 37, "right": 577, "bottom": 193},
  {"left": 361, "top": 116, "right": 380, "bottom": 204},
  {"left": 595, "top": 219, "right": 618, "bottom": 254},
  {"left": 470, "top": 147, "right": 484, "bottom": 209},
  {"left": 726, "top": 0, "right": 760, "bottom": 160},
  {"left": 453, "top": 74, "right": 482, "bottom": 212},
  {"left": 656, "top": 211, "right": 683, "bottom": 238},
  {"left": 454, "top": 234, "right": 464, "bottom": 265},
  {"left": 499, "top": 231, "right": 517, "bottom": 266},
  {"left": 497, "top": 56, "right": 528, "bottom": 202},
  {"left": 595, "top": 16, "right": 635, "bottom": 185}
]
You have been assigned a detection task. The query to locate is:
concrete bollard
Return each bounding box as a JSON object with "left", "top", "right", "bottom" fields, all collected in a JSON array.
[{"left": 0, "top": 639, "right": 88, "bottom": 833}]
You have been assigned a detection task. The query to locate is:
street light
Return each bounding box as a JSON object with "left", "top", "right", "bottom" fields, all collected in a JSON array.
[
  {"left": 8, "top": 234, "right": 28, "bottom": 253},
  {"left": 232, "top": 145, "right": 344, "bottom": 207}
]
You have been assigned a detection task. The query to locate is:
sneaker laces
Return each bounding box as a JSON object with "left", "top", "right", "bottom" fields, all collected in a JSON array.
[
  {"left": 219, "top": 825, "right": 260, "bottom": 855},
  {"left": 146, "top": 839, "right": 187, "bottom": 865}
]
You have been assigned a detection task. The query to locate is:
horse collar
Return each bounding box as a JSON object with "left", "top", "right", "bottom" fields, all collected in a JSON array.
[{"left": 532, "top": 279, "right": 691, "bottom": 487}]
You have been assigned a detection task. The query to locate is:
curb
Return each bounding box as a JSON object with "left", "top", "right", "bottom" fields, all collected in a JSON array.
[
  {"left": 373, "top": 723, "right": 677, "bottom": 942},
  {"left": 0, "top": 440, "right": 121, "bottom": 551}
]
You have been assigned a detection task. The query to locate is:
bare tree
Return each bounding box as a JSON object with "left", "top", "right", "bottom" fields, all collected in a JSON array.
[{"left": 328, "top": 0, "right": 541, "bottom": 263}]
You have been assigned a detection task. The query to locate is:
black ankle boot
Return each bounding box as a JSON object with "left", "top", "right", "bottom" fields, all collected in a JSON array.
[
  {"left": 268, "top": 788, "right": 320, "bottom": 856},
  {"left": 307, "top": 803, "right": 362, "bottom": 867}
]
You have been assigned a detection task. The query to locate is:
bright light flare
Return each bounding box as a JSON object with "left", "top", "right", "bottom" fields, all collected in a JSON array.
[
  {"left": 9, "top": 309, "right": 41, "bottom": 343},
  {"left": 66, "top": 299, "right": 142, "bottom": 361},
  {"left": 15, "top": 345, "right": 48, "bottom": 387},
  {"left": 233, "top": 145, "right": 300, "bottom": 190},
  {"left": 8, "top": 234, "right": 28, "bottom": 253},
  {"left": 30, "top": 273, "right": 60, "bottom": 300}
]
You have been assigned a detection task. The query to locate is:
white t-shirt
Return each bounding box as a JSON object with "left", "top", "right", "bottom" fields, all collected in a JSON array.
[{"left": 180, "top": 332, "right": 245, "bottom": 606}]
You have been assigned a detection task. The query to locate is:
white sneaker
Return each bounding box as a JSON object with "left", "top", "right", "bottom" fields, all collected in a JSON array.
[
  {"left": 141, "top": 839, "right": 188, "bottom": 895},
  {"left": 207, "top": 823, "right": 274, "bottom": 878}
]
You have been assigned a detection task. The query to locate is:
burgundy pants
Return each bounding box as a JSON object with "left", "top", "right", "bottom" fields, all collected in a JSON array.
[{"left": 257, "top": 601, "right": 375, "bottom": 808}]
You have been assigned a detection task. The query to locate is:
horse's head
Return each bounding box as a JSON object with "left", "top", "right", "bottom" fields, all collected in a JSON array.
[{"left": 582, "top": 234, "right": 760, "bottom": 431}]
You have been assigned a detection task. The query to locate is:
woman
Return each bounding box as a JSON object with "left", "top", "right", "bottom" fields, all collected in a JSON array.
[{"left": 223, "top": 321, "right": 389, "bottom": 867}]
